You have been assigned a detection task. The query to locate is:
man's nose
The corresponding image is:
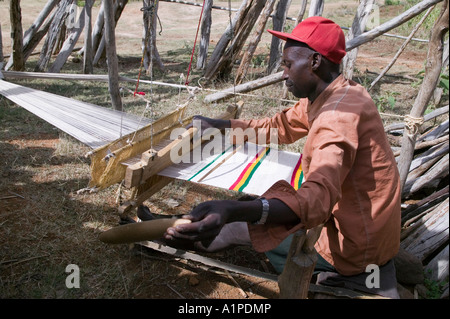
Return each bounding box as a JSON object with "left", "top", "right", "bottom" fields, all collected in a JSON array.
[{"left": 282, "top": 68, "right": 289, "bottom": 80}]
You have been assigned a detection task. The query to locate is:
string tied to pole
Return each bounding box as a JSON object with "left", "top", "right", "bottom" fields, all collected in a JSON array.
[{"left": 404, "top": 114, "right": 424, "bottom": 137}]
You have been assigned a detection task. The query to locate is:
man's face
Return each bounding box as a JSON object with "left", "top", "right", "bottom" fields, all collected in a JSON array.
[{"left": 281, "top": 43, "right": 317, "bottom": 99}]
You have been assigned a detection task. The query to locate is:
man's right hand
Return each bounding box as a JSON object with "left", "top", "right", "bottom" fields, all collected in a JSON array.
[{"left": 188, "top": 115, "right": 231, "bottom": 132}]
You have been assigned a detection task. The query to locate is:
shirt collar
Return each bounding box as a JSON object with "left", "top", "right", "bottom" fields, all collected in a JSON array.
[{"left": 306, "top": 74, "right": 348, "bottom": 123}]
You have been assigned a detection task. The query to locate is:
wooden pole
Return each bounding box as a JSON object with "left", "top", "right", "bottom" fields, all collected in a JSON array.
[
  {"left": 0, "top": 25, "right": 3, "bottom": 64},
  {"left": 308, "top": 0, "right": 324, "bottom": 17},
  {"left": 22, "top": 8, "right": 57, "bottom": 63},
  {"left": 397, "top": 0, "right": 448, "bottom": 189},
  {"left": 49, "top": 5, "right": 86, "bottom": 73},
  {"left": 342, "top": 0, "right": 375, "bottom": 80},
  {"left": 278, "top": 225, "right": 323, "bottom": 299},
  {"left": 203, "top": 0, "right": 250, "bottom": 80},
  {"left": 267, "top": 0, "right": 292, "bottom": 75},
  {"left": 91, "top": 0, "right": 105, "bottom": 55},
  {"left": 83, "top": 0, "right": 94, "bottom": 74},
  {"left": 22, "top": 0, "right": 60, "bottom": 45},
  {"left": 9, "top": 0, "right": 25, "bottom": 71},
  {"left": 34, "top": 0, "right": 71, "bottom": 72},
  {"left": 235, "top": 0, "right": 276, "bottom": 84},
  {"left": 94, "top": 0, "right": 128, "bottom": 66},
  {"left": 196, "top": 0, "right": 213, "bottom": 70},
  {"left": 103, "top": 0, "right": 123, "bottom": 111},
  {"left": 296, "top": 0, "right": 308, "bottom": 23},
  {"left": 6, "top": 0, "right": 60, "bottom": 70},
  {"left": 368, "top": 5, "right": 435, "bottom": 90},
  {"left": 143, "top": 0, "right": 164, "bottom": 72},
  {"left": 346, "top": 0, "right": 443, "bottom": 51},
  {"left": 204, "top": 70, "right": 284, "bottom": 103}
]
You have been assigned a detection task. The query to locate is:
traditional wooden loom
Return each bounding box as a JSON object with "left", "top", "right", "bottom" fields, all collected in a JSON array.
[
  {"left": 1, "top": 75, "right": 380, "bottom": 299},
  {"left": 0, "top": 77, "right": 242, "bottom": 214}
]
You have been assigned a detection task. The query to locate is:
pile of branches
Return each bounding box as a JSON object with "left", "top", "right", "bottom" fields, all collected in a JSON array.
[{"left": 386, "top": 105, "right": 449, "bottom": 299}]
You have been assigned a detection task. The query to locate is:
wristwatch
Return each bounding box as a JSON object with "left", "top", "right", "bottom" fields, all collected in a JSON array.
[{"left": 254, "top": 197, "right": 269, "bottom": 225}]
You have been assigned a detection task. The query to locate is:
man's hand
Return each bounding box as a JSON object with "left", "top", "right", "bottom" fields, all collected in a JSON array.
[
  {"left": 164, "top": 200, "right": 234, "bottom": 243},
  {"left": 164, "top": 196, "right": 300, "bottom": 248},
  {"left": 187, "top": 115, "right": 231, "bottom": 133}
]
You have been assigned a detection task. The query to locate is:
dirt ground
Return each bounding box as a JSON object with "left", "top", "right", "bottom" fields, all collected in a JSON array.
[{"left": 0, "top": 0, "right": 444, "bottom": 301}]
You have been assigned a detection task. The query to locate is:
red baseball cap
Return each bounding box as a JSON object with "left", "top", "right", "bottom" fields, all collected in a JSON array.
[{"left": 268, "top": 16, "right": 346, "bottom": 64}]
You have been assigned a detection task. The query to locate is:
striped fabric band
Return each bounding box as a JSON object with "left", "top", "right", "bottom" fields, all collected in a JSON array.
[
  {"left": 229, "top": 146, "right": 271, "bottom": 192},
  {"left": 187, "top": 145, "right": 234, "bottom": 181},
  {"left": 290, "top": 154, "right": 303, "bottom": 190}
]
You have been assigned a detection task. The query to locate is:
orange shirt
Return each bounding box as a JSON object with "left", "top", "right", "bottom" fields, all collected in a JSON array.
[{"left": 230, "top": 75, "right": 401, "bottom": 276}]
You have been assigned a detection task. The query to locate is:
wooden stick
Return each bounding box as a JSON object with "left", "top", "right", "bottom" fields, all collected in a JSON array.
[
  {"left": 397, "top": 0, "right": 448, "bottom": 188},
  {"left": 0, "top": 254, "right": 49, "bottom": 266},
  {"left": 166, "top": 283, "right": 186, "bottom": 299},
  {"left": 225, "top": 269, "right": 248, "bottom": 298},
  {"left": 197, "top": 144, "right": 243, "bottom": 183},
  {"left": 369, "top": 5, "right": 435, "bottom": 91},
  {"left": 98, "top": 218, "right": 191, "bottom": 244},
  {"left": 346, "top": 0, "right": 442, "bottom": 51}
]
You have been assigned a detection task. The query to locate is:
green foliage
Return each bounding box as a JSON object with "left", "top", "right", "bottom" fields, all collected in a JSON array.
[
  {"left": 384, "top": 0, "right": 401, "bottom": 5},
  {"left": 374, "top": 91, "right": 399, "bottom": 112},
  {"left": 439, "top": 72, "right": 449, "bottom": 92},
  {"left": 423, "top": 270, "right": 448, "bottom": 299},
  {"left": 251, "top": 54, "right": 266, "bottom": 68}
]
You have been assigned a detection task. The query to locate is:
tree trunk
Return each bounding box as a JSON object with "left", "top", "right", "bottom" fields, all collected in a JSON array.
[
  {"left": 9, "top": 0, "right": 25, "bottom": 71},
  {"left": 342, "top": 0, "right": 375, "bottom": 80},
  {"left": 267, "top": 0, "right": 292, "bottom": 75},
  {"left": 196, "top": 0, "right": 213, "bottom": 70},
  {"left": 235, "top": 0, "right": 276, "bottom": 84},
  {"left": 104, "top": 0, "right": 123, "bottom": 111},
  {"left": 143, "top": 0, "right": 164, "bottom": 72},
  {"left": 397, "top": 0, "right": 448, "bottom": 189},
  {"left": 84, "top": 0, "right": 94, "bottom": 74},
  {"left": 308, "top": 0, "right": 324, "bottom": 17}
]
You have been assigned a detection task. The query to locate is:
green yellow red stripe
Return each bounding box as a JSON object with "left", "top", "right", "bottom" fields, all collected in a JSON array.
[
  {"left": 229, "top": 147, "right": 270, "bottom": 192},
  {"left": 290, "top": 154, "right": 303, "bottom": 190}
]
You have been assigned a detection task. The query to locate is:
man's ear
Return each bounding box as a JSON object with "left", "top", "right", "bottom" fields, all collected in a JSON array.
[{"left": 311, "top": 52, "right": 322, "bottom": 71}]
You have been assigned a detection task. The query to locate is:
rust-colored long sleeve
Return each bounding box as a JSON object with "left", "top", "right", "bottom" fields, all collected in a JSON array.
[{"left": 230, "top": 75, "right": 401, "bottom": 276}]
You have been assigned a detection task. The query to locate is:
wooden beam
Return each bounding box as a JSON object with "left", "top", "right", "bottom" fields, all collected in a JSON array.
[
  {"left": 278, "top": 224, "right": 323, "bottom": 299},
  {"left": 397, "top": 0, "right": 448, "bottom": 188},
  {"left": 346, "top": 0, "right": 443, "bottom": 51},
  {"left": 103, "top": 0, "right": 122, "bottom": 110},
  {"left": 124, "top": 102, "right": 243, "bottom": 188},
  {"left": 124, "top": 126, "right": 198, "bottom": 188},
  {"left": 204, "top": 71, "right": 284, "bottom": 103}
]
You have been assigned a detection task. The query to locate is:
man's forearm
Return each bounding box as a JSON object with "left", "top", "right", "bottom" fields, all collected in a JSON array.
[{"left": 228, "top": 198, "right": 300, "bottom": 225}]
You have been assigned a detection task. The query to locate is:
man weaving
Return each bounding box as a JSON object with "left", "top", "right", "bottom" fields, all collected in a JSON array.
[{"left": 163, "top": 16, "right": 402, "bottom": 298}]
